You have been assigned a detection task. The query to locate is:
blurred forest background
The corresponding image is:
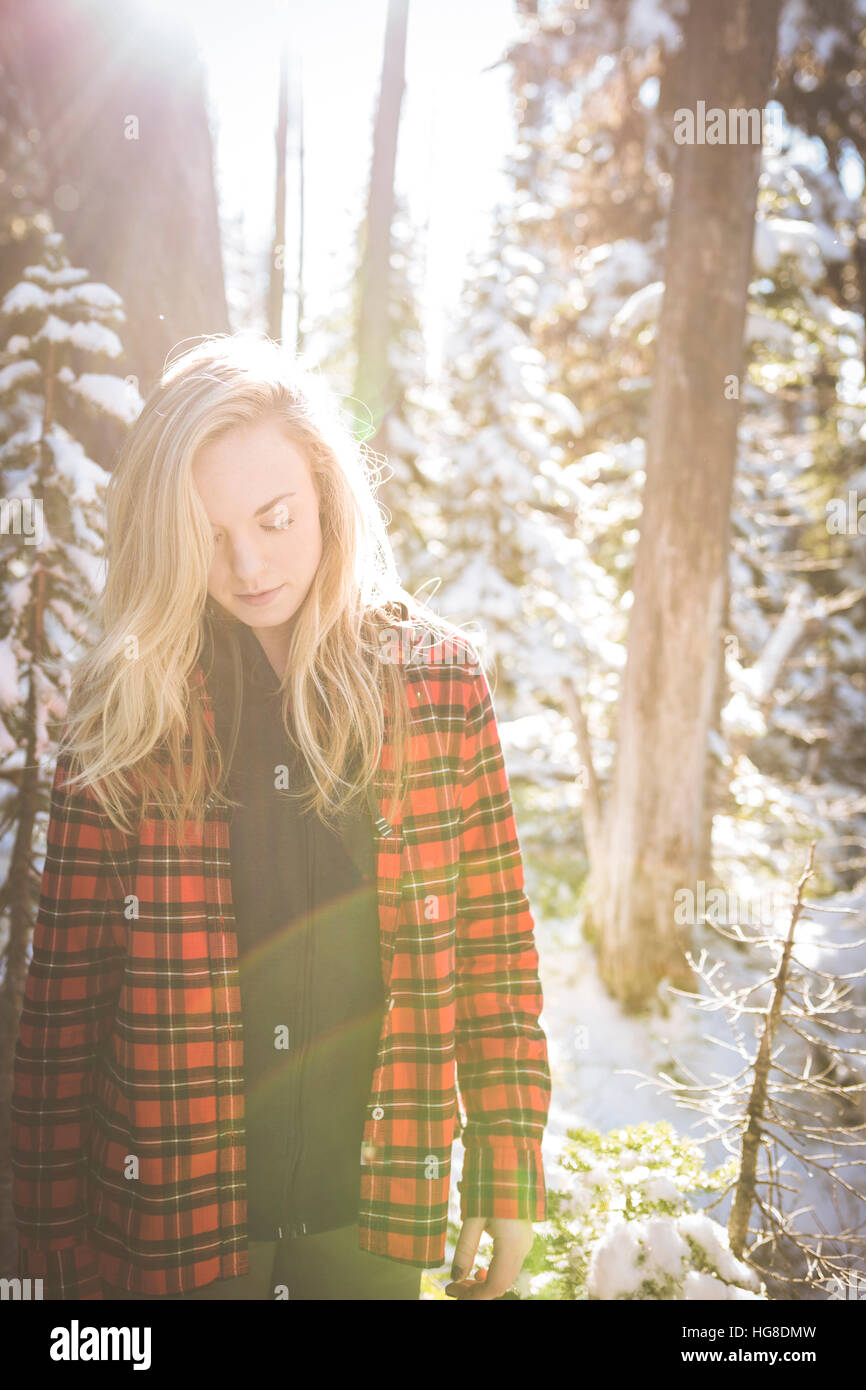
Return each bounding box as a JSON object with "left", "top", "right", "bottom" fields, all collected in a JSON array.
[{"left": 1, "top": 0, "right": 866, "bottom": 1301}]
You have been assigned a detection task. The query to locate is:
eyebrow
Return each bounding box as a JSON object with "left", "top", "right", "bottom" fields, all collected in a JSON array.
[{"left": 254, "top": 491, "right": 297, "bottom": 517}]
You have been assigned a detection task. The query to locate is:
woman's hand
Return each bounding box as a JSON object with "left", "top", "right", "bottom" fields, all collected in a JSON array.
[{"left": 445, "top": 1217, "right": 535, "bottom": 1300}]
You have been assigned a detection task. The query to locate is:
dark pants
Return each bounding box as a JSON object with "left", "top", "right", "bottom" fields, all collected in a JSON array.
[{"left": 105, "top": 1223, "right": 421, "bottom": 1301}]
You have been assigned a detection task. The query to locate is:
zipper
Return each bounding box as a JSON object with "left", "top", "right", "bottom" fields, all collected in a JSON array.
[
  {"left": 277, "top": 603, "right": 410, "bottom": 1240},
  {"left": 279, "top": 783, "right": 314, "bottom": 1239}
]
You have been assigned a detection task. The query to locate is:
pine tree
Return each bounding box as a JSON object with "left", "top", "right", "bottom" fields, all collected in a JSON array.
[
  {"left": 0, "top": 224, "right": 141, "bottom": 1266},
  {"left": 455, "top": 0, "right": 866, "bottom": 937},
  {"left": 435, "top": 203, "right": 588, "bottom": 710},
  {"left": 305, "top": 188, "right": 434, "bottom": 594}
]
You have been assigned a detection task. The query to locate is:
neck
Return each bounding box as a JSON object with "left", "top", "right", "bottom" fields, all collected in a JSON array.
[{"left": 250, "top": 621, "right": 295, "bottom": 680}]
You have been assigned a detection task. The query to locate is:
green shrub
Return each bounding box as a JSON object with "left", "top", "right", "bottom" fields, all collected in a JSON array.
[{"left": 516, "top": 1120, "right": 766, "bottom": 1300}]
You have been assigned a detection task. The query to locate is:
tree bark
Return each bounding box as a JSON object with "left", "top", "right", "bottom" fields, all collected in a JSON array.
[
  {"left": 295, "top": 54, "right": 306, "bottom": 353},
  {"left": 594, "top": 0, "right": 784, "bottom": 1010},
  {"left": 698, "top": 569, "right": 730, "bottom": 886},
  {"left": 0, "top": 346, "right": 53, "bottom": 1275},
  {"left": 267, "top": 36, "right": 289, "bottom": 342},
  {"left": 353, "top": 0, "right": 409, "bottom": 451},
  {"left": 0, "top": 0, "right": 229, "bottom": 401}
]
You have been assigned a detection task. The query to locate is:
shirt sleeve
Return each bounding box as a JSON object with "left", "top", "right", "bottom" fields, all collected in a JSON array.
[
  {"left": 453, "top": 654, "right": 551, "bottom": 1223},
  {"left": 10, "top": 751, "right": 127, "bottom": 1299}
]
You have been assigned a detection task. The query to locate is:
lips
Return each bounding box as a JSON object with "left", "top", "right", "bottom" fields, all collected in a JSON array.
[{"left": 235, "top": 584, "right": 284, "bottom": 605}]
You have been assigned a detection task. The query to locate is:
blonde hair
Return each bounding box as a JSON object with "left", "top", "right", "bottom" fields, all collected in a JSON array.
[{"left": 56, "top": 332, "right": 474, "bottom": 844}]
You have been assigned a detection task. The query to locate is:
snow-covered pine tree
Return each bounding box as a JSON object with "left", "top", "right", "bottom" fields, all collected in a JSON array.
[
  {"left": 0, "top": 225, "right": 142, "bottom": 1141},
  {"left": 495, "top": 5, "right": 684, "bottom": 912},
  {"left": 304, "top": 187, "right": 436, "bottom": 596},
  {"left": 355, "top": 189, "right": 436, "bottom": 587},
  {"left": 435, "top": 201, "right": 589, "bottom": 699},
  {"left": 717, "top": 123, "right": 866, "bottom": 899},
  {"left": 588, "top": 103, "right": 866, "bottom": 902},
  {"left": 430, "top": 5, "right": 643, "bottom": 894},
  {"left": 0, "top": 51, "right": 50, "bottom": 324},
  {"left": 459, "top": 0, "right": 866, "bottom": 921},
  {"left": 348, "top": 187, "right": 439, "bottom": 589}
]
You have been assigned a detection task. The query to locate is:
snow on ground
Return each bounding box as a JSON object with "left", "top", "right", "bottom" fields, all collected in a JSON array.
[{"left": 533, "top": 881, "right": 866, "bottom": 1246}]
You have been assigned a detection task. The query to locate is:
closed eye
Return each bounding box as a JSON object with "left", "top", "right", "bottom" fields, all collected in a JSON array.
[{"left": 212, "top": 518, "right": 294, "bottom": 542}]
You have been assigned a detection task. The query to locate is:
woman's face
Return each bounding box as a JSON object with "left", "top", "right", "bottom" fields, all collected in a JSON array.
[{"left": 192, "top": 415, "right": 323, "bottom": 636}]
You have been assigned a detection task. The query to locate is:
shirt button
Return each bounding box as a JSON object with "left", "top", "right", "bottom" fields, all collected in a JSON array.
[
  {"left": 371, "top": 1106, "right": 385, "bottom": 1120},
  {"left": 388, "top": 997, "right": 394, "bottom": 1011}
]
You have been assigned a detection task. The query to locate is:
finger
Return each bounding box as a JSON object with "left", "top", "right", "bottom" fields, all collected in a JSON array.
[
  {"left": 444, "top": 1266, "right": 495, "bottom": 1301},
  {"left": 469, "top": 1243, "right": 519, "bottom": 1300},
  {"left": 450, "top": 1217, "right": 485, "bottom": 1281},
  {"left": 444, "top": 1276, "right": 477, "bottom": 1298},
  {"left": 444, "top": 1268, "right": 488, "bottom": 1298},
  {"left": 444, "top": 1273, "right": 483, "bottom": 1295}
]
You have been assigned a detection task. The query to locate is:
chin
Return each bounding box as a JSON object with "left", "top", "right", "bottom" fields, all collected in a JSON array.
[
  {"left": 244, "top": 610, "right": 297, "bottom": 628},
  {"left": 231, "top": 595, "right": 301, "bottom": 627}
]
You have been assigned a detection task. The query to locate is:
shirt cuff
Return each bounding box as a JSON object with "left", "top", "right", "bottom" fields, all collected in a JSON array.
[
  {"left": 458, "top": 1136, "right": 547, "bottom": 1222},
  {"left": 17, "top": 1238, "right": 105, "bottom": 1300}
]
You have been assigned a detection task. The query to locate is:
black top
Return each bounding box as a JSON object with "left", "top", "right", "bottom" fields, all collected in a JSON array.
[{"left": 202, "top": 617, "right": 385, "bottom": 1240}]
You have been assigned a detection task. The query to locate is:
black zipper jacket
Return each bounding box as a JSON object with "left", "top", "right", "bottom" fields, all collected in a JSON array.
[{"left": 201, "top": 616, "right": 385, "bottom": 1240}]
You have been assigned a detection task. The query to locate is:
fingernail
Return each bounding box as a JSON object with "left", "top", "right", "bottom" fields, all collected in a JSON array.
[{"left": 450, "top": 1265, "right": 466, "bottom": 1281}]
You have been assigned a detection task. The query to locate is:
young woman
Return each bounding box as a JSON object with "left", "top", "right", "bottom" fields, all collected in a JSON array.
[{"left": 10, "top": 334, "right": 551, "bottom": 1301}]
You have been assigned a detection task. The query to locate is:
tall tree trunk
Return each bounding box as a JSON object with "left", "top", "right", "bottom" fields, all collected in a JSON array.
[
  {"left": 698, "top": 569, "right": 730, "bottom": 886},
  {"left": 594, "top": 0, "right": 783, "bottom": 1010},
  {"left": 353, "top": 0, "right": 409, "bottom": 452},
  {"left": 0, "top": 0, "right": 229, "bottom": 402},
  {"left": 268, "top": 35, "right": 289, "bottom": 342},
  {"left": 295, "top": 53, "right": 306, "bottom": 353},
  {"left": 0, "top": 347, "right": 53, "bottom": 1273}
]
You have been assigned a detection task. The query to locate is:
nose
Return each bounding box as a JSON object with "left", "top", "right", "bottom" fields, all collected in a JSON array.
[{"left": 222, "top": 534, "right": 271, "bottom": 588}]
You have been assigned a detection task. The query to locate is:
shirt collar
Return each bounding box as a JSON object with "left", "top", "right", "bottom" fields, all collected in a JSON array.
[{"left": 203, "top": 617, "right": 281, "bottom": 701}]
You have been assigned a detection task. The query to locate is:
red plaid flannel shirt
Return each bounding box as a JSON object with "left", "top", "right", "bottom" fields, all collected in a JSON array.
[{"left": 11, "top": 626, "right": 551, "bottom": 1297}]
